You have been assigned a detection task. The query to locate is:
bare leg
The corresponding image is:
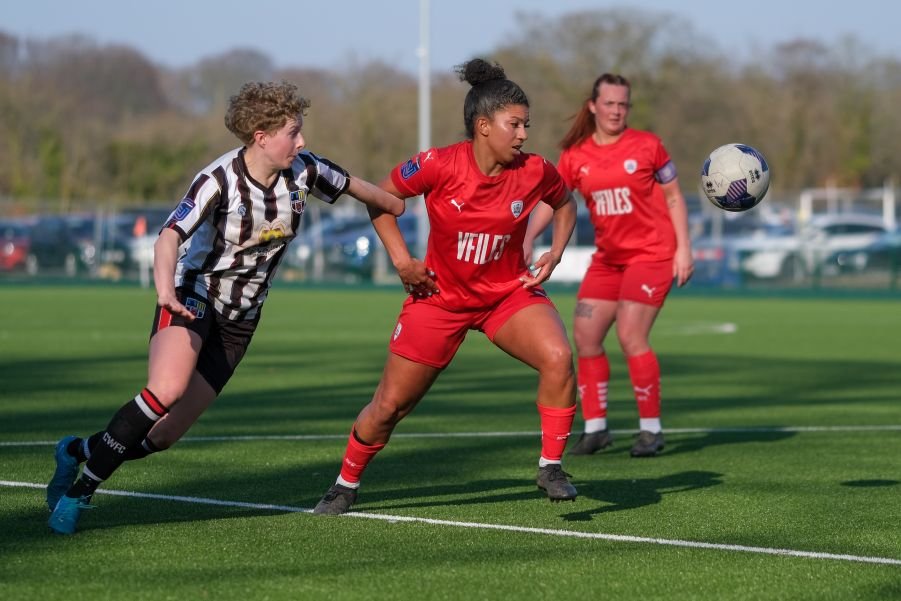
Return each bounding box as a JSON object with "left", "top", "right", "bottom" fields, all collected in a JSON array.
[
  {"left": 145, "top": 371, "right": 217, "bottom": 449},
  {"left": 354, "top": 352, "right": 442, "bottom": 444},
  {"left": 492, "top": 303, "right": 575, "bottom": 409}
]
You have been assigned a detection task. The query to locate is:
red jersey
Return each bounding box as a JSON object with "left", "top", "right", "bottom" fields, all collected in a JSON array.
[
  {"left": 391, "top": 140, "right": 568, "bottom": 310},
  {"left": 558, "top": 128, "right": 676, "bottom": 265}
]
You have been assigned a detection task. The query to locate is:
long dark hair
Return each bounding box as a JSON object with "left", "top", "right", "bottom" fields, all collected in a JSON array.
[
  {"left": 559, "top": 73, "right": 631, "bottom": 150},
  {"left": 455, "top": 58, "right": 529, "bottom": 139}
]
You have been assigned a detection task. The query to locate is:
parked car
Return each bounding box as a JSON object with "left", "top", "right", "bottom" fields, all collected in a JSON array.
[
  {"left": 325, "top": 213, "right": 420, "bottom": 279},
  {"left": 824, "top": 230, "right": 901, "bottom": 275},
  {"left": 288, "top": 214, "right": 376, "bottom": 275},
  {"left": 0, "top": 220, "right": 31, "bottom": 271},
  {"left": 697, "top": 213, "right": 891, "bottom": 281},
  {"left": 691, "top": 221, "right": 795, "bottom": 285},
  {"left": 22, "top": 216, "right": 84, "bottom": 276},
  {"left": 793, "top": 213, "right": 891, "bottom": 277},
  {"left": 64, "top": 214, "right": 132, "bottom": 277}
]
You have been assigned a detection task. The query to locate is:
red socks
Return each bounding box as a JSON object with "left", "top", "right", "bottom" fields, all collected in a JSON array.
[
  {"left": 577, "top": 355, "right": 610, "bottom": 421},
  {"left": 627, "top": 350, "right": 661, "bottom": 419},
  {"left": 338, "top": 429, "right": 386, "bottom": 484},
  {"left": 537, "top": 403, "right": 576, "bottom": 461}
]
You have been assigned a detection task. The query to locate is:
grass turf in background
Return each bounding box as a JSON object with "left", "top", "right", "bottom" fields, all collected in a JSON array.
[{"left": 0, "top": 285, "right": 899, "bottom": 600}]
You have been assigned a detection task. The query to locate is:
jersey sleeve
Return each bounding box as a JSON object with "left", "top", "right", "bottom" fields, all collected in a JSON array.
[
  {"left": 163, "top": 172, "right": 222, "bottom": 241},
  {"left": 556, "top": 149, "right": 576, "bottom": 190},
  {"left": 538, "top": 157, "right": 570, "bottom": 209},
  {"left": 652, "top": 137, "right": 677, "bottom": 184},
  {"left": 389, "top": 149, "right": 437, "bottom": 198},
  {"left": 296, "top": 152, "right": 351, "bottom": 204}
]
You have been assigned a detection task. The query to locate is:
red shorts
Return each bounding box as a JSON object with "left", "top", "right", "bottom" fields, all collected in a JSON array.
[
  {"left": 388, "top": 286, "right": 556, "bottom": 368},
  {"left": 577, "top": 259, "right": 673, "bottom": 307}
]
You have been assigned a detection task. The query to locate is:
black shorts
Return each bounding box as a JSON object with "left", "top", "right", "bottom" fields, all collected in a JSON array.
[{"left": 150, "top": 289, "right": 260, "bottom": 394}]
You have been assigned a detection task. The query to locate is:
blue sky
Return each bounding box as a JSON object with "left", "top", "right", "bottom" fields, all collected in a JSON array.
[{"left": 4, "top": 0, "right": 899, "bottom": 73}]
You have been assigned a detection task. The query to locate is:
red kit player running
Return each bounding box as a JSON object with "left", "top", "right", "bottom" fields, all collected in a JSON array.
[
  {"left": 528, "top": 73, "right": 693, "bottom": 458},
  {"left": 313, "top": 58, "right": 579, "bottom": 515}
]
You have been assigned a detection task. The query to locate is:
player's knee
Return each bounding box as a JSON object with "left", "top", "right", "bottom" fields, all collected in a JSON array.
[
  {"left": 144, "top": 383, "right": 184, "bottom": 407},
  {"left": 572, "top": 330, "right": 602, "bottom": 356},
  {"left": 617, "top": 331, "right": 649, "bottom": 357},
  {"left": 370, "top": 396, "right": 408, "bottom": 426},
  {"left": 539, "top": 343, "right": 574, "bottom": 380}
]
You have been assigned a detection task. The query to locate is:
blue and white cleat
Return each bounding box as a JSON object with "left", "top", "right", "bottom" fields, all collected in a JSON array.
[
  {"left": 46, "top": 436, "right": 80, "bottom": 510},
  {"left": 48, "top": 494, "right": 94, "bottom": 535}
]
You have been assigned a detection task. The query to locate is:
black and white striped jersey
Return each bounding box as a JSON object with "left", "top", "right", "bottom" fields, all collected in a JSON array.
[{"left": 163, "top": 147, "right": 350, "bottom": 320}]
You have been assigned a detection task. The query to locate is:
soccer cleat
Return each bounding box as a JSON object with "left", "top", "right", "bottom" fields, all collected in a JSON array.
[
  {"left": 46, "top": 435, "right": 81, "bottom": 511},
  {"left": 567, "top": 429, "right": 614, "bottom": 455},
  {"left": 536, "top": 464, "right": 577, "bottom": 502},
  {"left": 48, "top": 494, "right": 94, "bottom": 535},
  {"left": 313, "top": 483, "right": 358, "bottom": 515},
  {"left": 630, "top": 430, "right": 665, "bottom": 457}
]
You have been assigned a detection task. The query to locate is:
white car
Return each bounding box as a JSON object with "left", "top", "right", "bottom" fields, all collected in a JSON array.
[{"left": 739, "top": 213, "right": 890, "bottom": 279}]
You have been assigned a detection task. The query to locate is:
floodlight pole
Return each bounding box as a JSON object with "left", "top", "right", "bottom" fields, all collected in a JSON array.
[{"left": 416, "top": 0, "right": 431, "bottom": 259}]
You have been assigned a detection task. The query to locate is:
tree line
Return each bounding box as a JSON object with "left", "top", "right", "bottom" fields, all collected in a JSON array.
[{"left": 2, "top": 8, "right": 900, "bottom": 214}]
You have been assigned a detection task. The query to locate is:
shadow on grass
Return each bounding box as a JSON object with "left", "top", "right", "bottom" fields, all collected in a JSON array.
[
  {"left": 840, "top": 479, "right": 899, "bottom": 488},
  {"left": 560, "top": 470, "right": 723, "bottom": 522},
  {"left": 0, "top": 437, "right": 725, "bottom": 541},
  {"left": 355, "top": 469, "right": 724, "bottom": 524},
  {"left": 659, "top": 429, "right": 797, "bottom": 457}
]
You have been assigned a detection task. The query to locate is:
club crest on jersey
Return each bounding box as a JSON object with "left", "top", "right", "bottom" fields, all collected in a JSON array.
[
  {"left": 184, "top": 297, "right": 207, "bottom": 319},
  {"left": 259, "top": 219, "right": 288, "bottom": 243},
  {"left": 624, "top": 159, "right": 638, "bottom": 174},
  {"left": 510, "top": 200, "right": 524, "bottom": 218},
  {"left": 173, "top": 197, "right": 195, "bottom": 221},
  {"left": 290, "top": 189, "right": 307, "bottom": 214},
  {"left": 400, "top": 157, "right": 421, "bottom": 180}
]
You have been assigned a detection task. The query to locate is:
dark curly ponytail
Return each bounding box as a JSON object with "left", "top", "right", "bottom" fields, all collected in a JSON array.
[{"left": 455, "top": 58, "right": 529, "bottom": 139}]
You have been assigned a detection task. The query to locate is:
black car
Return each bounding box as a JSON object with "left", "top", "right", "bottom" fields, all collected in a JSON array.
[
  {"left": 23, "top": 216, "right": 84, "bottom": 276},
  {"left": 326, "top": 213, "right": 420, "bottom": 279},
  {"left": 826, "top": 230, "right": 901, "bottom": 275}
]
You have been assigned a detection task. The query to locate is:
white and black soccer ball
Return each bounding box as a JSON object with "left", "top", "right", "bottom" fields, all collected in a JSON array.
[{"left": 700, "top": 143, "right": 770, "bottom": 212}]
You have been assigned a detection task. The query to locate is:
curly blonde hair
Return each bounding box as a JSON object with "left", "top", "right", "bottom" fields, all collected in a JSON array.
[{"left": 224, "top": 81, "right": 311, "bottom": 145}]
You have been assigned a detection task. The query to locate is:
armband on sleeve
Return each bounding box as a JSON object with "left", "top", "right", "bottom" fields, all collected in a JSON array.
[{"left": 655, "top": 160, "right": 677, "bottom": 184}]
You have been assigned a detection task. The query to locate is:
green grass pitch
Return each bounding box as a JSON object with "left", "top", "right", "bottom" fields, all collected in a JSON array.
[{"left": 0, "top": 284, "right": 899, "bottom": 600}]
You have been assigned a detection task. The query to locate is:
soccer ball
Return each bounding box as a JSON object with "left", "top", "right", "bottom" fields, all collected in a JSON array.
[{"left": 700, "top": 143, "right": 770, "bottom": 212}]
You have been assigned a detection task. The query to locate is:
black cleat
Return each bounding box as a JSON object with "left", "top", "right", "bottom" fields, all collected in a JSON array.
[
  {"left": 313, "top": 483, "right": 358, "bottom": 515},
  {"left": 630, "top": 430, "right": 664, "bottom": 457},
  {"left": 568, "top": 429, "right": 613, "bottom": 455},
  {"left": 536, "top": 464, "right": 577, "bottom": 502}
]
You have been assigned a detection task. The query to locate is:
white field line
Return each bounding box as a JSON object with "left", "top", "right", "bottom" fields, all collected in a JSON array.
[
  {"left": 2, "top": 480, "right": 898, "bottom": 566},
  {"left": 2, "top": 425, "right": 901, "bottom": 447},
  {"left": 662, "top": 321, "right": 738, "bottom": 335}
]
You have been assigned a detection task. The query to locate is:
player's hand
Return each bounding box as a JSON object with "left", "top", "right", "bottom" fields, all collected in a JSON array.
[
  {"left": 157, "top": 291, "right": 196, "bottom": 321},
  {"left": 673, "top": 246, "right": 694, "bottom": 287},
  {"left": 397, "top": 258, "right": 438, "bottom": 298},
  {"left": 518, "top": 252, "right": 559, "bottom": 288}
]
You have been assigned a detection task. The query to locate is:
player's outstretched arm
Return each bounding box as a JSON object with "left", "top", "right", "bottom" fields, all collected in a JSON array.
[
  {"left": 347, "top": 176, "right": 405, "bottom": 217},
  {"left": 523, "top": 201, "right": 554, "bottom": 264},
  {"left": 153, "top": 228, "right": 195, "bottom": 320},
  {"left": 521, "top": 193, "right": 576, "bottom": 287},
  {"left": 367, "top": 177, "right": 438, "bottom": 297}
]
